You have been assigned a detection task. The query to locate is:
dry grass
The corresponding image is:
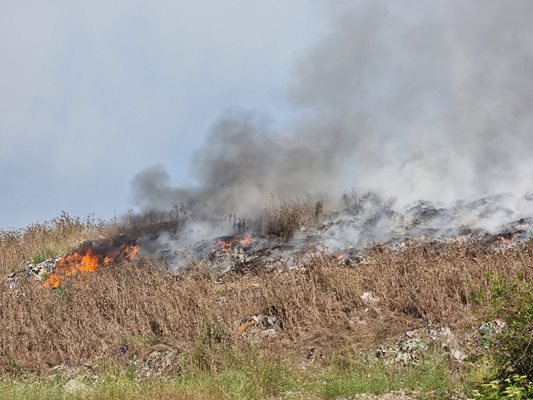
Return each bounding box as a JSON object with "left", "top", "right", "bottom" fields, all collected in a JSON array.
[
  {"left": 1, "top": 236, "right": 532, "bottom": 375},
  {"left": 258, "top": 197, "right": 319, "bottom": 240},
  {"left": 0, "top": 213, "right": 108, "bottom": 275},
  {"left": 0, "top": 208, "right": 184, "bottom": 276},
  {"left": 365, "top": 242, "right": 533, "bottom": 325}
]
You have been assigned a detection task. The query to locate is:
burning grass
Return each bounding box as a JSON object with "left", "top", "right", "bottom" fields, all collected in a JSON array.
[
  {"left": 1, "top": 238, "right": 532, "bottom": 377},
  {"left": 41, "top": 243, "right": 139, "bottom": 289},
  {"left": 0, "top": 213, "right": 110, "bottom": 276},
  {"left": 216, "top": 235, "right": 252, "bottom": 254},
  {"left": 0, "top": 207, "right": 179, "bottom": 277}
]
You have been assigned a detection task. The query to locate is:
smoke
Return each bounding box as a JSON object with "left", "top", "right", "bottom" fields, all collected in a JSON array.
[{"left": 132, "top": 0, "right": 533, "bottom": 216}]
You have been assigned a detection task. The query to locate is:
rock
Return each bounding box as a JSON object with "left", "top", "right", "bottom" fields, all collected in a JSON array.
[
  {"left": 64, "top": 379, "right": 90, "bottom": 397},
  {"left": 360, "top": 291, "right": 379, "bottom": 306},
  {"left": 134, "top": 349, "right": 181, "bottom": 378},
  {"left": 259, "top": 328, "right": 276, "bottom": 338}
]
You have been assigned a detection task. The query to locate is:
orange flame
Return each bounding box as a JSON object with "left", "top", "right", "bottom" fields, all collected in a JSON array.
[
  {"left": 42, "top": 249, "right": 100, "bottom": 289},
  {"left": 334, "top": 253, "right": 346, "bottom": 261},
  {"left": 239, "top": 235, "right": 252, "bottom": 245},
  {"left": 42, "top": 245, "right": 139, "bottom": 289},
  {"left": 125, "top": 245, "right": 139, "bottom": 260},
  {"left": 216, "top": 235, "right": 253, "bottom": 254},
  {"left": 217, "top": 239, "right": 232, "bottom": 254}
]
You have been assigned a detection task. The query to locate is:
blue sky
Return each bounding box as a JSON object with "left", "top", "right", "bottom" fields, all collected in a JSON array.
[{"left": 0, "top": 1, "right": 327, "bottom": 228}]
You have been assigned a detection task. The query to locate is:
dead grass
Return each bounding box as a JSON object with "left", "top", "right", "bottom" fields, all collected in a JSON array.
[
  {"left": 258, "top": 197, "right": 318, "bottom": 240},
  {"left": 0, "top": 207, "right": 187, "bottom": 276},
  {"left": 365, "top": 241, "right": 533, "bottom": 325},
  {"left": 0, "top": 213, "right": 109, "bottom": 275},
  {"left": 1, "top": 236, "right": 532, "bottom": 375}
]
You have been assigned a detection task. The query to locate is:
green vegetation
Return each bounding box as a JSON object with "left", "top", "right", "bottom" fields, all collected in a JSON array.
[
  {"left": 309, "top": 355, "right": 453, "bottom": 398},
  {"left": 469, "top": 375, "right": 533, "bottom": 400},
  {"left": 490, "top": 283, "right": 533, "bottom": 380},
  {"left": 31, "top": 249, "right": 57, "bottom": 264},
  {"left": 465, "top": 274, "right": 533, "bottom": 399},
  {"left": 0, "top": 352, "right": 456, "bottom": 400}
]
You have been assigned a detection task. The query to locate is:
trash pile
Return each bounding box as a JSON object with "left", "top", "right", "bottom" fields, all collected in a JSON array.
[
  {"left": 7, "top": 236, "right": 139, "bottom": 290},
  {"left": 6, "top": 257, "right": 60, "bottom": 290},
  {"left": 6, "top": 193, "right": 533, "bottom": 286},
  {"left": 376, "top": 327, "right": 467, "bottom": 365},
  {"left": 142, "top": 193, "right": 533, "bottom": 274},
  {"left": 319, "top": 192, "right": 533, "bottom": 252},
  {"left": 149, "top": 231, "right": 365, "bottom": 274},
  {"left": 374, "top": 319, "right": 509, "bottom": 366}
]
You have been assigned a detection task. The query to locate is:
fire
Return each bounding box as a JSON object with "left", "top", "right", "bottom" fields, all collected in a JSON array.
[
  {"left": 500, "top": 234, "right": 514, "bottom": 244},
  {"left": 217, "top": 239, "right": 232, "bottom": 254},
  {"left": 42, "top": 249, "right": 100, "bottom": 289},
  {"left": 216, "top": 235, "right": 253, "bottom": 254},
  {"left": 42, "top": 244, "right": 139, "bottom": 289},
  {"left": 80, "top": 250, "right": 99, "bottom": 272},
  {"left": 239, "top": 235, "right": 252, "bottom": 245},
  {"left": 125, "top": 245, "right": 139, "bottom": 260},
  {"left": 334, "top": 252, "right": 346, "bottom": 261}
]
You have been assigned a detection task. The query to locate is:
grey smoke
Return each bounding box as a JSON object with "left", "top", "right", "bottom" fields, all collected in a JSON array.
[{"left": 132, "top": 0, "right": 533, "bottom": 216}]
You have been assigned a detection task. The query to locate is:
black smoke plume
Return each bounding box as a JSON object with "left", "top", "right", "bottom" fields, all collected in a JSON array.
[{"left": 132, "top": 0, "right": 533, "bottom": 218}]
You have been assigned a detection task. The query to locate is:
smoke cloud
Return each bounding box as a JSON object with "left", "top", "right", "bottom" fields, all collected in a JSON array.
[{"left": 132, "top": 0, "right": 533, "bottom": 216}]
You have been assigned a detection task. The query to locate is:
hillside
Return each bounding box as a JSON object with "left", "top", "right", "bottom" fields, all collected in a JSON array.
[{"left": 1, "top": 198, "right": 532, "bottom": 399}]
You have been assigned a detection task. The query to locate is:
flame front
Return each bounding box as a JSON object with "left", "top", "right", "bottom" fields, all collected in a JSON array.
[
  {"left": 42, "top": 244, "right": 139, "bottom": 289},
  {"left": 125, "top": 245, "right": 139, "bottom": 260},
  {"left": 216, "top": 235, "right": 253, "bottom": 254},
  {"left": 42, "top": 249, "right": 100, "bottom": 289},
  {"left": 217, "top": 239, "right": 232, "bottom": 254},
  {"left": 334, "top": 252, "right": 346, "bottom": 261},
  {"left": 239, "top": 235, "right": 252, "bottom": 245}
]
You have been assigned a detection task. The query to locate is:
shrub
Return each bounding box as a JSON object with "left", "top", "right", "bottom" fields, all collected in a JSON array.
[
  {"left": 469, "top": 278, "right": 533, "bottom": 399},
  {"left": 469, "top": 375, "right": 533, "bottom": 400},
  {"left": 491, "top": 284, "right": 533, "bottom": 379},
  {"left": 260, "top": 198, "right": 315, "bottom": 240}
]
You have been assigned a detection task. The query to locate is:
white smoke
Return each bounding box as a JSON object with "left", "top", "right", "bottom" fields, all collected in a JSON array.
[{"left": 133, "top": 0, "right": 533, "bottom": 230}]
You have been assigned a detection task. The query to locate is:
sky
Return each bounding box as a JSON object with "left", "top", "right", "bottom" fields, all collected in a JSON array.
[
  {"left": 5, "top": 1, "right": 533, "bottom": 229},
  {"left": 0, "top": 1, "right": 327, "bottom": 228}
]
